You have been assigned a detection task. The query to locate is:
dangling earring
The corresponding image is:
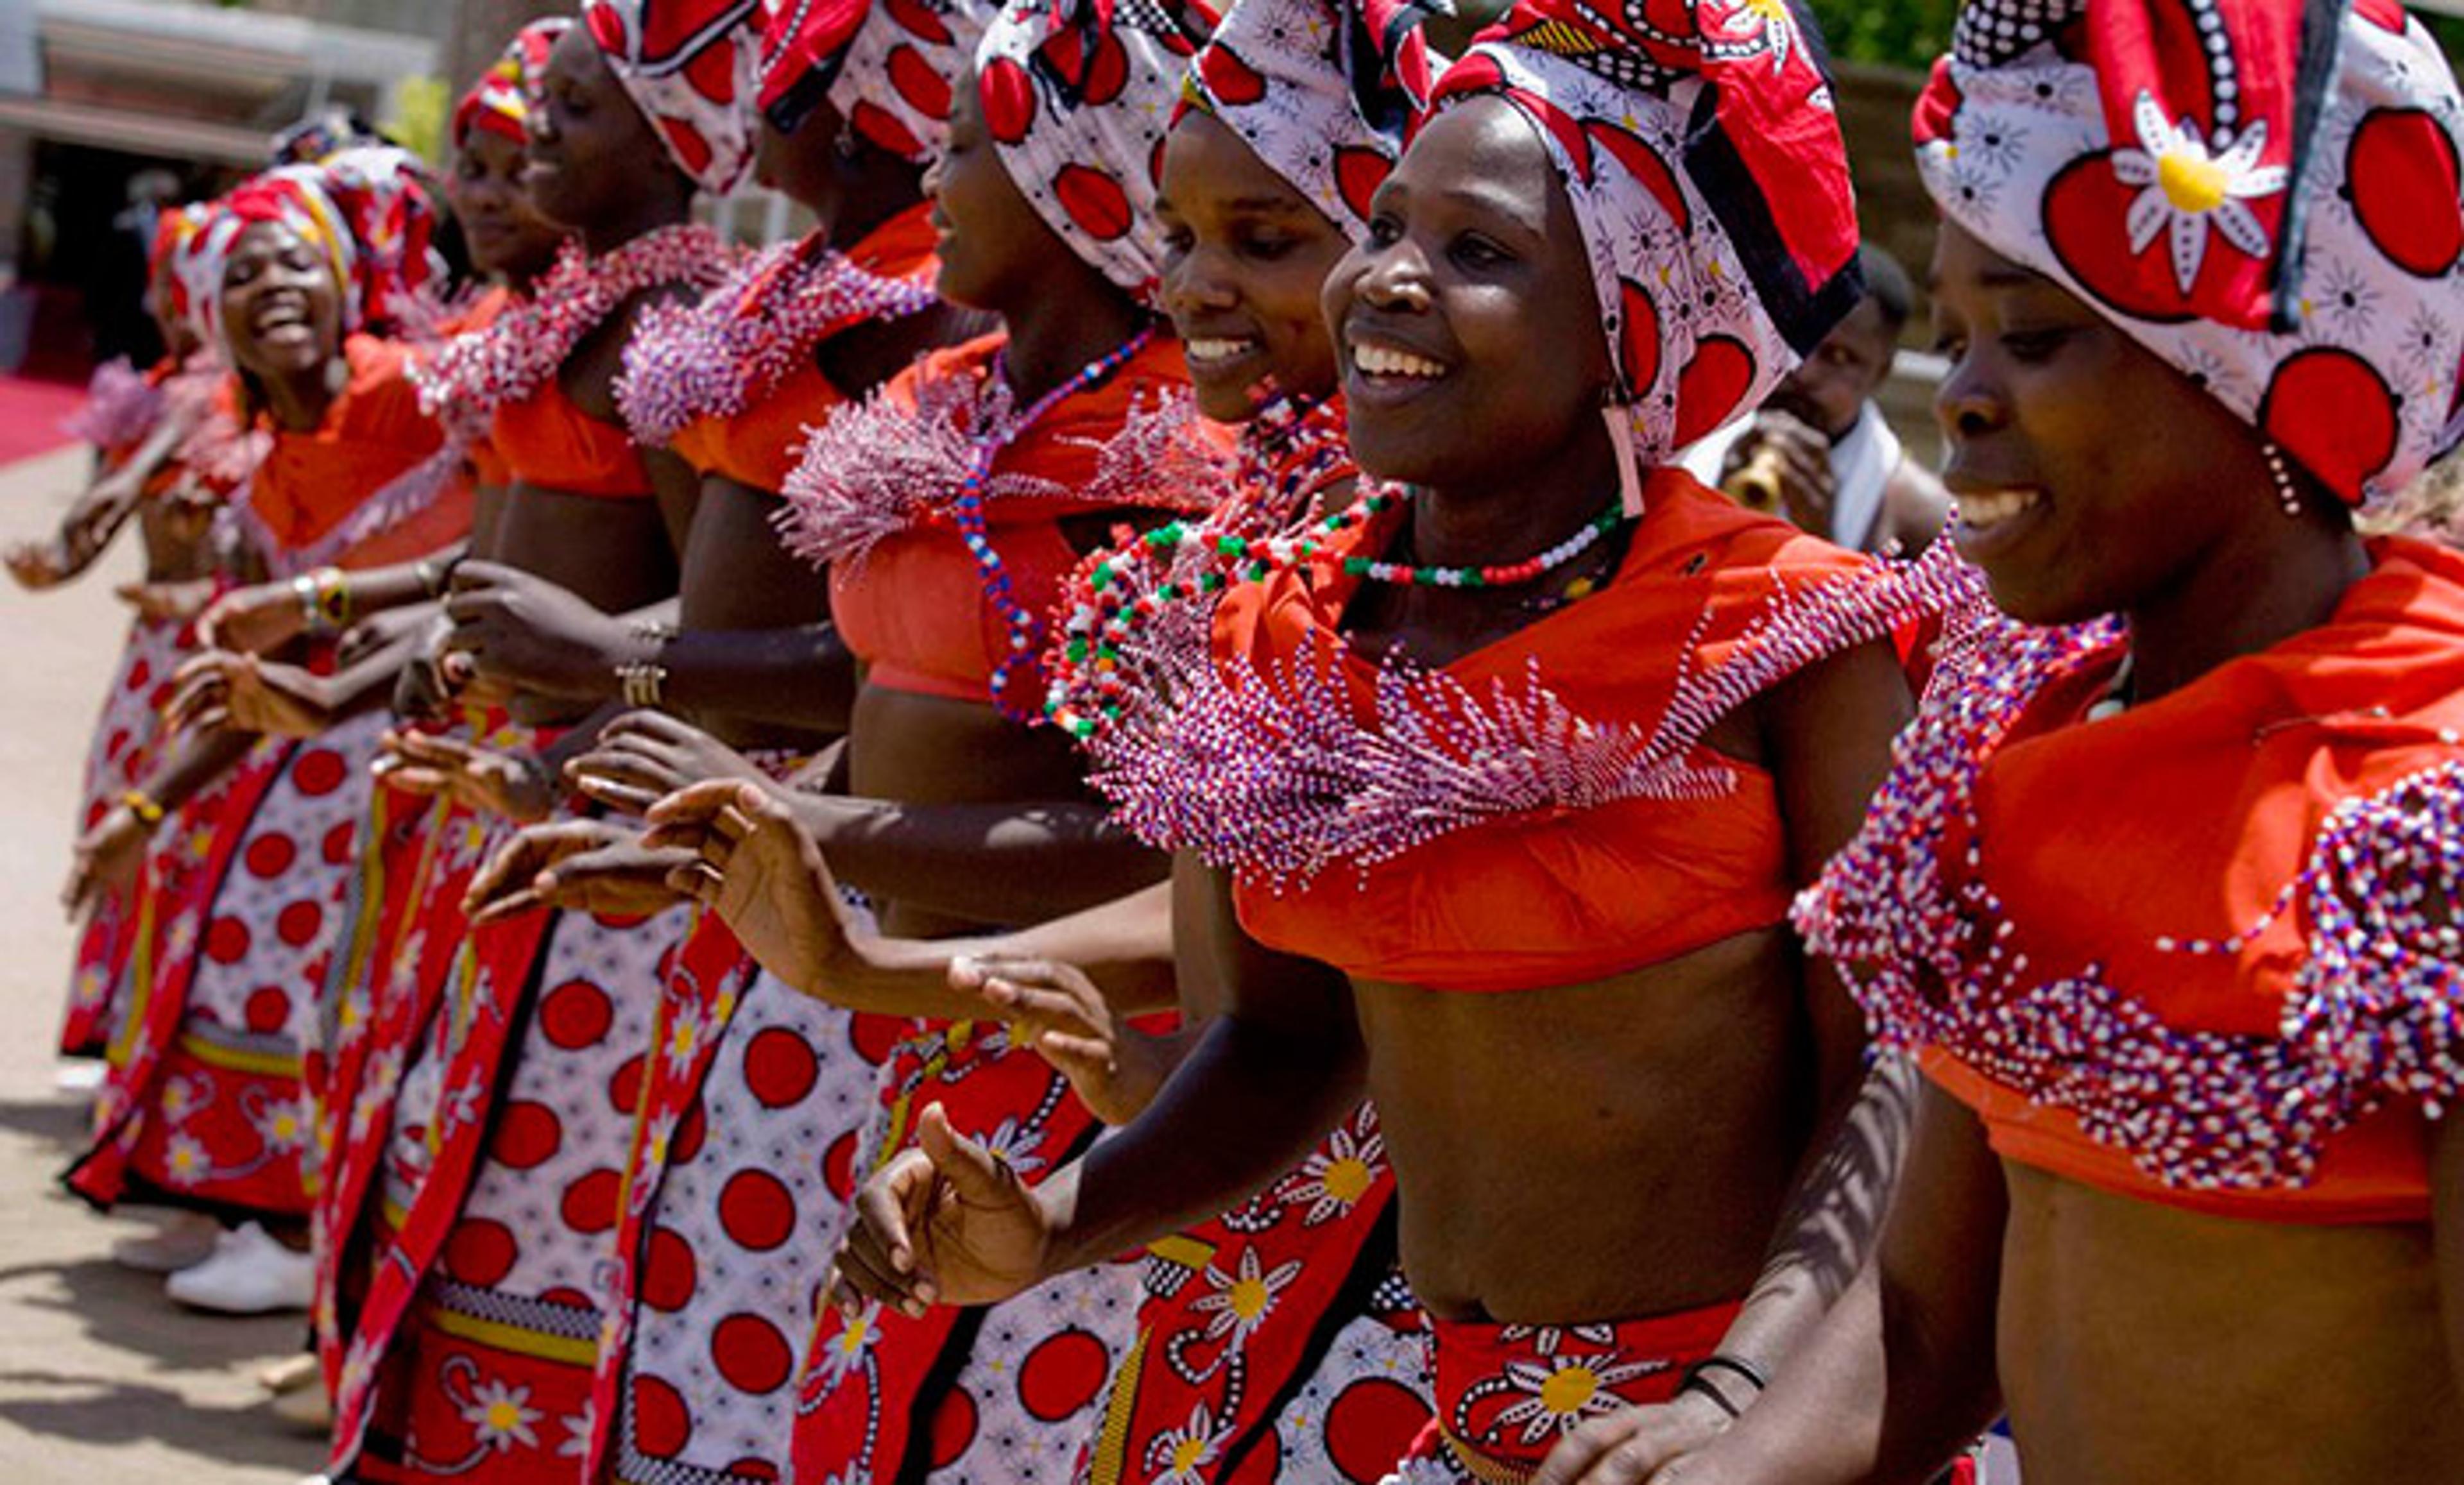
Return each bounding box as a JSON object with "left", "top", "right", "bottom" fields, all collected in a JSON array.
[
  {"left": 835, "top": 127, "right": 862, "bottom": 162},
  {"left": 2262, "top": 440, "right": 2304, "bottom": 518},
  {"left": 1602, "top": 393, "right": 1645, "bottom": 519}
]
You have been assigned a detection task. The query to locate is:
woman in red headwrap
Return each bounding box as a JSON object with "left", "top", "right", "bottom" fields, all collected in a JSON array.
[
  {"left": 1614, "top": 3, "right": 2464, "bottom": 1483},
  {"left": 619, "top": 0, "right": 1235, "bottom": 1478},
  {"left": 61, "top": 150, "right": 465, "bottom": 1318},
  {"left": 436, "top": 1, "right": 1000, "bottom": 1477},
  {"left": 817, "top": 1, "right": 1982, "bottom": 1481},
  {"left": 318, "top": 10, "right": 757, "bottom": 1482}
]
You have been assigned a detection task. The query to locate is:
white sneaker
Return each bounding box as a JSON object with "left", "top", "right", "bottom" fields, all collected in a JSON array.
[
  {"left": 53, "top": 1061, "right": 105, "bottom": 1094},
  {"left": 163, "top": 1221, "right": 314, "bottom": 1314},
  {"left": 110, "top": 1209, "right": 221, "bottom": 1274}
]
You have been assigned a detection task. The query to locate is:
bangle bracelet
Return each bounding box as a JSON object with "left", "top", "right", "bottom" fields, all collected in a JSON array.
[
  {"left": 314, "top": 566, "right": 351, "bottom": 632},
  {"left": 293, "top": 573, "right": 328, "bottom": 637},
  {"left": 121, "top": 789, "right": 166, "bottom": 826},
  {"left": 617, "top": 659, "right": 669, "bottom": 710}
]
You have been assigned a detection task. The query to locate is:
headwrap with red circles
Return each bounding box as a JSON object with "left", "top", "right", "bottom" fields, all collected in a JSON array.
[
  {"left": 1913, "top": 0, "right": 2464, "bottom": 505},
  {"left": 583, "top": 0, "right": 765, "bottom": 194},
  {"left": 760, "top": 0, "right": 996, "bottom": 159},
  {"left": 1427, "top": 0, "right": 1865, "bottom": 471},
  {"left": 974, "top": 0, "right": 1217, "bottom": 298},
  {"left": 1179, "top": 0, "right": 1433, "bottom": 235},
  {"left": 456, "top": 17, "right": 571, "bottom": 148}
]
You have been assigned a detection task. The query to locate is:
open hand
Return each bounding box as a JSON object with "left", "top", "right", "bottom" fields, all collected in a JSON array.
[
  {"left": 644, "top": 779, "right": 861, "bottom": 994},
  {"left": 464, "top": 817, "right": 694, "bottom": 924},
  {"left": 63, "top": 803, "right": 151, "bottom": 919},
  {"left": 166, "top": 650, "right": 331, "bottom": 738},
  {"left": 373, "top": 727, "right": 557, "bottom": 824},
  {"left": 567, "top": 711, "right": 760, "bottom": 817},
  {"left": 441, "top": 561, "right": 632, "bottom": 703},
  {"left": 1533, "top": 1392, "right": 1735, "bottom": 1485}
]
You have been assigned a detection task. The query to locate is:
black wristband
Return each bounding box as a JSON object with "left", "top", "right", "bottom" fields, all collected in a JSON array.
[{"left": 1679, "top": 1353, "right": 1769, "bottom": 1422}]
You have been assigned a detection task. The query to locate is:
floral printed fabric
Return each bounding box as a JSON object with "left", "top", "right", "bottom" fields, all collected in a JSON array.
[
  {"left": 1912, "top": 0, "right": 2464, "bottom": 504},
  {"left": 584, "top": 0, "right": 765, "bottom": 195}
]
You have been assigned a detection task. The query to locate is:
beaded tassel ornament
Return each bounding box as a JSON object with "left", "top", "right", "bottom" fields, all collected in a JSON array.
[
  {"left": 613, "top": 233, "right": 941, "bottom": 446},
  {"left": 1795, "top": 563, "right": 2464, "bottom": 1192},
  {"left": 412, "top": 223, "right": 737, "bottom": 438},
  {"left": 1087, "top": 500, "right": 1985, "bottom": 889},
  {"left": 63, "top": 359, "right": 166, "bottom": 455},
  {"left": 774, "top": 327, "right": 1231, "bottom": 720}
]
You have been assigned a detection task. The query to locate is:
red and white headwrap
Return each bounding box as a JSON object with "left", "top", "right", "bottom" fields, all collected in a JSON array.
[
  {"left": 760, "top": 0, "right": 996, "bottom": 158},
  {"left": 975, "top": 0, "right": 1217, "bottom": 298},
  {"left": 583, "top": 0, "right": 764, "bottom": 194},
  {"left": 201, "top": 148, "right": 444, "bottom": 351},
  {"left": 1915, "top": 0, "right": 2464, "bottom": 505},
  {"left": 150, "top": 202, "right": 211, "bottom": 299},
  {"left": 456, "top": 17, "right": 571, "bottom": 148},
  {"left": 1180, "top": 0, "right": 1433, "bottom": 235},
  {"left": 318, "top": 144, "right": 447, "bottom": 330},
  {"left": 1428, "top": 0, "right": 1865, "bottom": 472}
]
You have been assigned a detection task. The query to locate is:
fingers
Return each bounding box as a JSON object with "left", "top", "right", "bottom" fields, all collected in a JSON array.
[
  {"left": 642, "top": 778, "right": 766, "bottom": 845},
  {"left": 834, "top": 1150, "right": 938, "bottom": 1315},
  {"left": 664, "top": 858, "right": 725, "bottom": 906},
  {"left": 570, "top": 772, "right": 664, "bottom": 817},
  {"left": 916, "top": 1102, "right": 1013, "bottom": 1207}
]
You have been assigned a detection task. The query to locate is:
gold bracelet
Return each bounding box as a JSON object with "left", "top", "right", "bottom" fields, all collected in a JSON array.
[{"left": 121, "top": 789, "right": 166, "bottom": 826}]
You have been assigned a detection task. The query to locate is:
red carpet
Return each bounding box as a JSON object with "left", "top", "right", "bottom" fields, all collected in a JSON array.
[{"left": 0, "top": 375, "right": 94, "bottom": 469}]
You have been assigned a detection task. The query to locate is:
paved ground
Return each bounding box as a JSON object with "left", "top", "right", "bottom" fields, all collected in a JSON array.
[{"left": 0, "top": 445, "right": 323, "bottom": 1483}]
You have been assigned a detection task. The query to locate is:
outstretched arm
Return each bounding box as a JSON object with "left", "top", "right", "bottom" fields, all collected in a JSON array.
[{"left": 826, "top": 861, "right": 1362, "bottom": 1313}]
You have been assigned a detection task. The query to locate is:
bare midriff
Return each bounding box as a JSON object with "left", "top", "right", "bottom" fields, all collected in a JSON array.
[
  {"left": 846, "top": 683, "right": 1098, "bottom": 938},
  {"left": 676, "top": 474, "right": 833, "bottom": 752},
  {"left": 1356, "top": 924, "right": 1808, "bottom": 1325},
  {"left": 493, "top": 480, "right": 677, "bottom": 726},
  {"left": 1996, "top": 1162, "right": 2463, "bottom": 1483}
]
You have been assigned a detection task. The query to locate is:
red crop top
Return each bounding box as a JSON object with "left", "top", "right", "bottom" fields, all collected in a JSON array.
[
  {"left": 248, "top": 334, "right": 467, "bottom": 570},
  {"left": 825, "top": 332, "right": 1229, "bottom": 706},
  {"left": 492, "top": 375, "right": 653, "bottom": 498},
  {"left": 1799, "top": 536, "right": 2464, "bottom": 1223},
  {"left": 1190, "top": 473, "right": 1906, "bottom": 993}
]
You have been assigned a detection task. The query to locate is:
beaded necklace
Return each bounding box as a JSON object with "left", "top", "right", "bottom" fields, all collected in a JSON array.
[
  {"left": 411, "top": 223, "right": 735, "bottom": 437},
  {"left": 962, "top": 325, "right": 1158, "bottom": 719},
  {"left": 1049, "top": 472, "right": 1630, "bottom": 740},
  {"left": 613, "top": 232, "right": 941, "bottom": 446}
]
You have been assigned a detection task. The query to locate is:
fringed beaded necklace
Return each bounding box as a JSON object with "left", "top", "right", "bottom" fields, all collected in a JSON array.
[
  {"left": 775, "top": 324, "right": 1231, "bottom": 722},
  {"left": 1795, "top": 555, "right": 2464, "bottom": 1194},
  {"left": 1079, "top": 479, "right": 1981, "bottom": 888},
  {"left": 412, "top": 223, "right": 736, "bottom": 437},
  {"left": 613, "top": 232, "right": 940, "bottom": 446}
]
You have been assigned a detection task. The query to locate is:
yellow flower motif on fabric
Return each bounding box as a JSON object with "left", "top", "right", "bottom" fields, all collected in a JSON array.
[{"left": 2111, "top": 91, "right": 2289, "bottom": 296}]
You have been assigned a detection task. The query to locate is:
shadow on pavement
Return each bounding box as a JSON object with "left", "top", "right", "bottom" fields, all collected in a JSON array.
[
  {"left": 0, "top": 1370, "right": 323, "bottom": 1472},
  {"left": 0, "top": 1254, "right": 305, "bottom": 1375},
  {"left": 0, "top": 1095, "right": 91, "bottom": 1152}
]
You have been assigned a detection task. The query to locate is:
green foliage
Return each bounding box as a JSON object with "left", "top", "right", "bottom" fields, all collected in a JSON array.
[
  {"left": 1803, "top": 0, "right": 1960, "bottom": 72},
  {"left": 384, "top": 75, "right": 450, "bottom": 166}
]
